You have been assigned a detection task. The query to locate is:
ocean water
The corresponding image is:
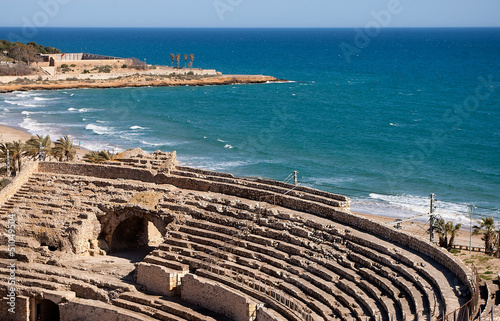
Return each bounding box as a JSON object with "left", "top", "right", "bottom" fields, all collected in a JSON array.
[{"left": 0, "top": 28, "right": 499, "bottom": 225}]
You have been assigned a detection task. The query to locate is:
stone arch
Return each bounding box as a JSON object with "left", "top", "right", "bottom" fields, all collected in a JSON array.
[
  {"left": 98, "top": 206, "right": 171, "bottom": 253},
  {"left": 36, "top": 299, "right": 60, "bottom": 321}
]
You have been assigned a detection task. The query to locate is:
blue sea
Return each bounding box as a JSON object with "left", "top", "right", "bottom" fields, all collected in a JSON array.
[{"left": 0, "top": 28, "right": 499, "bottom": 225}]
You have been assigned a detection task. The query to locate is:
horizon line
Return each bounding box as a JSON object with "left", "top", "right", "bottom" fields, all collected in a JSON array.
[{"left": 1, "top": 26, "right": 500, "bottom": 29}]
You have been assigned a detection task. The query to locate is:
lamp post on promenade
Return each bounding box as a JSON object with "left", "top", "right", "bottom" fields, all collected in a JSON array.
[
  {"left": 468, "top": 205, "right": 476, "bottom": 255},
  {"left": 429, "top": 194, "right": 436, "bottom": 243}
]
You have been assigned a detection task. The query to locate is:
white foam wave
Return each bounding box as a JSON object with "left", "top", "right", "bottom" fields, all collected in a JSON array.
[
  {"left": 217, "top": 138, "right": 226, "bottom": 143},
  {"left": 141, "top": 140, "right": 163, "bottom": 146},
  {"left": 79, "top": 141, "right": 124, "bottom": 153},
  {"left": 85, "top": 124, "right": 112, "bottom": 135},
  {"left": 389, "top": 123, "right": 400, "bottom": 127},
  {"left": 224, "top": 144, "right": 234, "bottom": 149},
  {"left": 4, "top": 100, "right": 42, "bottom": 108},
  {"left": 352, "top": 193, "right": 473, "bottom": 226},
  {"left": 19, "top": 118, "right": 56, "bottom": 137},
  {"left": 14, "top": 92, "right": 37, "bottom": 98},
  {"left": 79, "top": 108, "right": 91, "bottom": 113},
  {"left": 21, "top": 111, "right": 32, "bottom": 115},
  {"left": 130, "top": 125, "right": 146, "bottom": 130},
  {"left": 34, "top": 97, "right": 57, "bottom": 101},
  {"left": 96, "top": 120, "right": 107, "bottom": 124},
  {"left": 68, "top": 108, "right": 77, "bottom": 111}
]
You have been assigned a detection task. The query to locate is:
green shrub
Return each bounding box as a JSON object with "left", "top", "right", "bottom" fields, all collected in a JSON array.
[
  {"left": 97, "top": 65, "right": 112, "bottom": 73},
  {"left": 60, "top": 64, "right": 68, "bottom": 68},
  {"left": 187, "top": 71, "right": 194, "bottom": 75},
  {"left": 0, "top": 179, "right": 11, "bottom": 190},
  {"left": 122, "top": 64, "right": 128, "bottom": 68},
  {"left": 82, "top": 69, "right": 90, "bottom": 74}
]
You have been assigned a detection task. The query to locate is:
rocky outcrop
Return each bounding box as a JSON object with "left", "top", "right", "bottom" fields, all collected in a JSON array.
[{"left": 0, "top": 74, "right": 284, "bottom": 93}]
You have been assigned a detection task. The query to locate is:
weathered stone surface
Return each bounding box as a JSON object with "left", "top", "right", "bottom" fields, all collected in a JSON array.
[
  {"left": 181, "top": 273, "right": 261, "bottom": 321},
  {"left": 135, "top": 262, "right": 185, "bottom": 296}
]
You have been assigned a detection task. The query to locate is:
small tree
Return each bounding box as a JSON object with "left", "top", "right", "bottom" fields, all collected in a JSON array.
[
  {"left": 175, "top": 54, "right": 180, "bottom": 68},
  {"left": 446, "top": 221, "right": 461, "bottom": 251},
  {"left": 189, "top": 54, "right": 194, "bottom": 68},
  {"left": 473, "top": 217, "right": 497, "bottom": 255},
  {"left": 51, "top": 136, "right": 76, "bottom": 162},
  {"left": 0, "top": 141, "right": 24, "bottom": 176},
  {"left": 83, "top": 150, "right": 115, "bottom": 163},
  {"left": 434, "top": 218, "right": 448, "bottom": 248},
  {"left": 24, "top": 134, "right": 51, "bottom": 160}
]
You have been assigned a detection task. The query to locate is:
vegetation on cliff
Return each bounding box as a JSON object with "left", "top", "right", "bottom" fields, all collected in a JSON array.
[{"left": 0, "top": 40, "right": 61, "bottom": 76}]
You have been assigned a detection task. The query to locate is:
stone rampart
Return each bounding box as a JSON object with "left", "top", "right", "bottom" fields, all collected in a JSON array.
[
  {"left": 0, "top": 161, "right": 38, "bottom": 208},
  {"left": 181, "top": 273, "right": 261, "bottom": 321},
  {"left": 38, "top": 162, "right": 156, "bottom": 183}
]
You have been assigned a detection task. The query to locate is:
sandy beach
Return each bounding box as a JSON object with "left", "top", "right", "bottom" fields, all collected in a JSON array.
[
  {"left": 0, "top": 124, "right": 33, "bottom": 143},
  {"left": 0, "top": 123, "right": 498, "bottom": 276},
  {"left": 0, "top": 124, "right": 87, "bottom": 157}
]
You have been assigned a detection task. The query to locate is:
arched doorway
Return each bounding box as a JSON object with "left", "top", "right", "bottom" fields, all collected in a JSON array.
[
  {"left": 36, "top": 299, "right": 59, "bottom": 321},
  {"left": 110, "top": 216, "right": 149, "bottom": 252}
]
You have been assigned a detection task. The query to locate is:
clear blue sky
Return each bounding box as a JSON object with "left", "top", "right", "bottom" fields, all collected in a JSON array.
[{"left": 2, "top": 0, "right": 499, "bottom": 28}]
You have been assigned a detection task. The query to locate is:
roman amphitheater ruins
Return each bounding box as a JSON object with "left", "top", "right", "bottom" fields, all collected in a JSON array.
[{"left": 0, "top": 149, "right": 492, "bottom": 321}]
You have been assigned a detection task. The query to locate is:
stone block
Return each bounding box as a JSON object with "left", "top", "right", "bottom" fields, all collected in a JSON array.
[{"left": 135, "top": 262, "right": 184, "bottom": 296}]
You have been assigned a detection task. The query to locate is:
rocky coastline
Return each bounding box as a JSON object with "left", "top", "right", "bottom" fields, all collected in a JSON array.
[{"left": 0, "top": 74, "right": 284, "bottom": 93}]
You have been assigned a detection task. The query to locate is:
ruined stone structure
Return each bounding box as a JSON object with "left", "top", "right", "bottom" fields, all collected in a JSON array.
[
  {"left": 0, "top": 150, "right": 485, "bottom": 321},
  {"left": 38, "top": 53, "right": 132, "bottom": 68}
]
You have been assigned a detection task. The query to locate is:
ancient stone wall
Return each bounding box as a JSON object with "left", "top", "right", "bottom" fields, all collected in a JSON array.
[
  {"left": 38, "top": 162, "right": 156, "bottom": 183},
  {"left": 0, "top": 294, "right": 29, "bottom": 321},
  {"left": 135, "top": 262, "right": 185, "bottom": 296},
  {"left": 0, "top": 161, "right": 38, "bottom": 208},
  {"left": 181, "top": 273, "right": 261, "bottom": 321}
]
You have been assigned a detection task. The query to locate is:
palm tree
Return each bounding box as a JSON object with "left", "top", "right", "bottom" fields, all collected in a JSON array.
[
  {"left": 170, "top": 54, "right": 175, "bottom": 67},
  {"left": 189, "top": 54, "right": 194, "bottom": 68},
  {"left": 473, "top": 217, "right": 497, "bottom": 255},
  {"left": 175, "top": 54, "right": 181, "bottom": 68},
  {"left": 51, "top": 136, "right": 76, "bottom": 162},
  {"left": 24, "top": 134, "right": 51, "bottom": 160},
  {"left": 446, "top": 221, "right": 461, "bottom": 251},
  {"left": 0, "top": 141, "right": 24, "bottom": 176},
  {"left": 83, "top": 150, "right": 114, "bottom": 163},
  {"left": 0, "top": 143, "right": 14, "bottom": 176},
  {"left": 434, "top": 218, "right": 448, "bottom": 248},
  {"left": 184, "top": 54, "right": 188, "bottom": 68}
]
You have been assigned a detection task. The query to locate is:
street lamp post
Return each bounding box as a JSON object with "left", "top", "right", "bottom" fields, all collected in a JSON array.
[{"left": 468, "top": 205, "right": 476, "bottom": 255}]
